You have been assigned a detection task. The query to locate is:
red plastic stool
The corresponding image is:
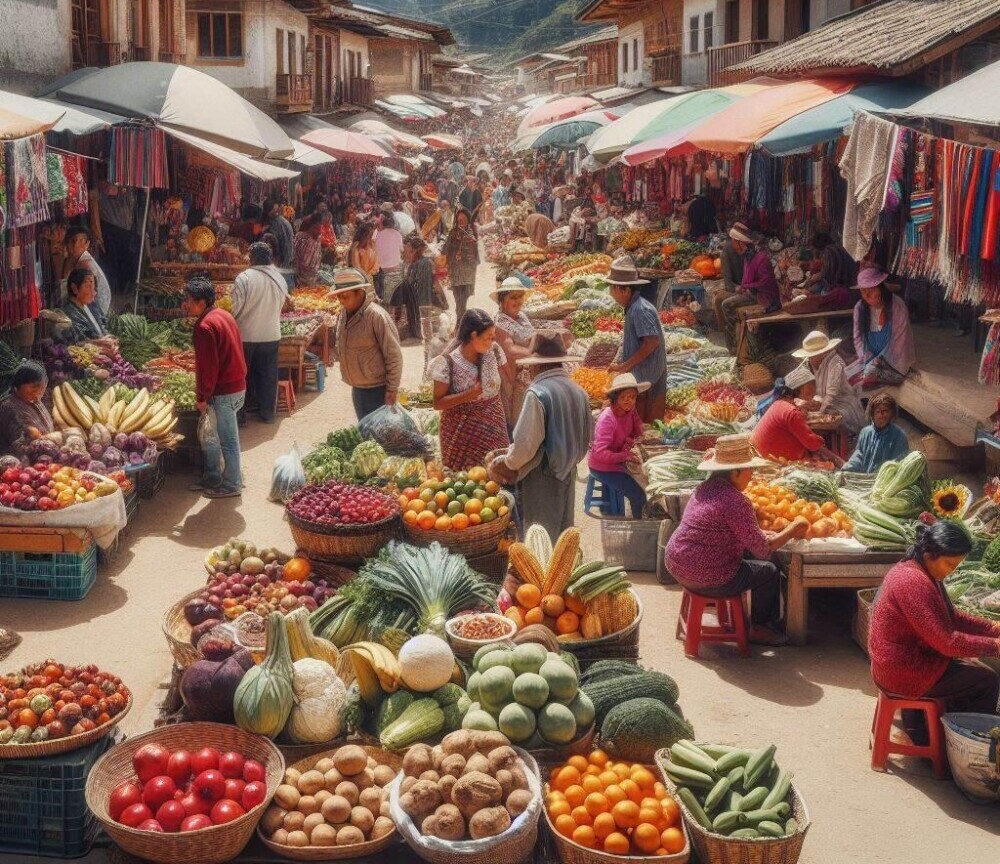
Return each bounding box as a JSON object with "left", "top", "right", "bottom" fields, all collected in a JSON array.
[
  {"left": 870, "top": 691, "right": 947, "bottom": 778},
  {"left": 276, "top": 380, "right": 296, "bottom": 415},
  {"left": 675, "top": 589, "right": 750, "bottom": 659}
]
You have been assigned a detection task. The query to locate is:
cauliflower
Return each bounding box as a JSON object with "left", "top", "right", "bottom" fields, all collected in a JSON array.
[{"left": 286, "top": 659, "right": 347, "bottom": 744}]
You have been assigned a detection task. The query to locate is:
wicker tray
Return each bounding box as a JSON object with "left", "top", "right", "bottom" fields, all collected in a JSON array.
[
  {"left": 288, "top": 510, "right": 402, "bottom": 565},
  {"left": 86, "top": 722, "right": 285, "bottom": 864},
  {"left": 655, "top": 749, "right": 810, "bottom": 864},
  {"left": 258, "top": 744, "right": 402, "bottom": 860},
  {"left": 162, "top": 587, "right": 205, "bottom": 669},
  {"left": 582, "top": 341, "right": 620, "bottom": 369},
  {"left": 560, "top": 589, "right": 643, "bottom": 670},
  {"left": 0, "top": 690, "right": 131, "bottom": 760},
  {"left": 402, "top": 508, "right": 512, "bottom": 556},
  {"left": 853, "top": 588, "right": 877, "bottom": 657}
]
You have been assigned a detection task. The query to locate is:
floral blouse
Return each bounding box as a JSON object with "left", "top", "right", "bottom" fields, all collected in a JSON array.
[{"left": 429, "top": 343, "right": 506, "bottom": 400}]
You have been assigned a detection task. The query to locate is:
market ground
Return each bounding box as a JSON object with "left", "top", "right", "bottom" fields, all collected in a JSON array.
[{"left": 4, "top": 263, "right": 999, "bottom": 863}]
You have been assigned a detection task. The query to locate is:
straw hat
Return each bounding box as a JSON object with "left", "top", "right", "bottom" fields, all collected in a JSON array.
[
  {"left": 326, "top": 268, "right": 369, "bottom": 296},
  {"left": 783, "top": 364, "right": 815, "bottom": 391},
  {"left": 792, "top": 329, "right": 842, "bottom": 359},
  {"left": 491, "top": 276, "right": 527, "bottom": 305},
  {"left": 857, "top": 267, "right": 888, "bottom": 289},
  {"left": 604, "top": 255, "right": 650, "bottom": 286},
  {"left": 516, "top": 329, "right": 572, "bottom": 367},
  {"left": 728, "top": 226, "right": 753, "bottom": 244},
  {"left": 606, "top": 372, "right": 650, "bottom": 398},
  {"left": 697, "top": 434, "right": 772, "bottom": 472}
]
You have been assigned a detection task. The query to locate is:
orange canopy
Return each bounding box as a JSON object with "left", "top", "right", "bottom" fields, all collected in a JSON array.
[{"left": 672, "top": 78, "right": 858, "bottom": 155}]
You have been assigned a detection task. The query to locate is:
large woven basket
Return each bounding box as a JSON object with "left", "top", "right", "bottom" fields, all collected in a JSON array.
[
  {"left": 86, "top": 722, "right": 285, "bottom": 864},
  {"left": 853, "top": 588, "right": 877, "bottom": 657},
  {"left": 288, "top": 510, "right": 401, "bottom": 565},
  {"left": 258, "top": 744, "right": 401, "bottom": 860},
  {"left": 162, "top": 587, "right": 206, "bottom": 669},
  {"left": 561, "top": 589, "right": 643, "bottom": 670},
  {"left": 582, "top": 341, "right": 620, "bottom": 369},
  {"left": 527, "top": 722, "right": 597, "bottom": 767},
  {"left": 402, "top": 506, "right": 512, "bottom": 556},
  {"left": 0, "top": 690, "right": 131, "bottom": 760},
  {"left": 656, "top": 749, "right": 810, "bottom": 864},
  {"left": 741, "top": 363, "right": 774, "bottom": 395}
]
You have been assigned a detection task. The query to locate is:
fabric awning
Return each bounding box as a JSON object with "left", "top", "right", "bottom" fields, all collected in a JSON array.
[
  {"left": 377, "top": 165, "right": 409, "bottom": 183},
  {"left": 164, "top": 127, "right": 299, "bottom": 181},
  {"left": 518, "top": 96, "right": 599, "bottom": 135},
  {"left": 0, "top": 90, "right": 123, "bottom": 136},
  {"left": 891, "top": 58, "right": 1000, "bottom": 127},
  {"left": 286, "top": 140, "right": 336, "bottom": 167},
  {"left": 0, "top": 106, "right": 53, "bottom": 140},
  {"left": 301, "top": 128, "right": 389, "bottom": 161}
]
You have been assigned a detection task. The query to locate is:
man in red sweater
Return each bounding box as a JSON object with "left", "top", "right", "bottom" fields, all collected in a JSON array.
[{"left": 184, "top": 277, "right": 248, "bottom": 498}]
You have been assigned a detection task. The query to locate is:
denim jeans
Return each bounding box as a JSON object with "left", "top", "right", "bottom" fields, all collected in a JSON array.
[
  {"left": 242, "top": 341, "right": 279, "bottom": 421},
  {"left": 352, "top": 386, "right": 387, "bottom": 421},
  {"left": 203, "top": 391, "right": 245, "bottom": 492},
  {"left": 589, "top": 469, "right": 647, "bottom": 518}
]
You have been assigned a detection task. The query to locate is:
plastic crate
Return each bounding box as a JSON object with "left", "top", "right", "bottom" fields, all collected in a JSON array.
[
  {"left": 599, "top": 517, "right": 664, "bottom": 571},
  {"left": 0, "top": 728, "right": 122, "bottom": 857},
  {"left": 0, "top": 542, "right": 98, "bottom": 600},
  {"left": 303, "top": 351, "right": 326, "bottom": 392}
]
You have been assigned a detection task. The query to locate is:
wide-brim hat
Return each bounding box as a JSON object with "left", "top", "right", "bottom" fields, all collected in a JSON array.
[
  {"left": 516, "top": 329, "right": 572, "bottom": 367},
  {"left": 326, "top": 268, "right": 369, "bottom": 296},
  {"left": 490, "top": 276, "right": 528, "bottom": 305},
  {"left": 729, "top": 227, "right": 753, "bottom": 244},
  {"left": 857, "top": 267, "right": 888, "bottom": 289},
  {"left": 606, "top": 372, "right": 650, "bottom": 397},
  {"left": 605, "top": 255, "right": 649, "bottom": 286},
  {"left": 378, "top": 202, "right": 394, "bottom": 213},
  {"left": 697, "top": 434, "right": 772, "bottom": 472},
  {"left": 792, "top": 329, "right": 843, "bottom": 359}
]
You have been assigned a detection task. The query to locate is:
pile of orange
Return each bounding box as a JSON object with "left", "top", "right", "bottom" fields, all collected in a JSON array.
[
  {"left": 545, "top": 749, "right": 685, "bottom": 857},
  {"left": 398, "top": 467, "right": 510, "bottom": 532},
  {"left": 745, "top": 478, "right": 853, "bottom": 539}
]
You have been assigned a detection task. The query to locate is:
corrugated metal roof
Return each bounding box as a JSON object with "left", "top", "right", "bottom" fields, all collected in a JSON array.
[
  {"left": 731, "top": 0, "right": 1000, "bottom": 76},
  {"left": 556, "top": 25, "right": 618, "bottom": 53}
]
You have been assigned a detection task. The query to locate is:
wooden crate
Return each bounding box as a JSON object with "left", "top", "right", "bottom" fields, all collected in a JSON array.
[
  {"left": 0, "top": 527, "right": 93, "bottom": 555},
  {"left": 278, "top": 339, "right": 308, "bottom": 390}
]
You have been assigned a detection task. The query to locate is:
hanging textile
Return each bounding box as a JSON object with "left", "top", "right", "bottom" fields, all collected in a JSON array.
[
  {"left": 0, "top": 225, "right": 42, "bottom": 325},
  {"left": 980, "top": 321, "right": 1000, "bottom": 385},
  {"left": 5, "top": 134, "right": 50, "bottom": 228},
  {"left": 108, "top": 126, "right": 169, "bottom": 189},
  {"left": 839, "top": 111, "right": 899, "bottom": 261},
  {"left": 61, "top": 154, "right": 89, "bottom": 217},
  {"left": 46, "top": 153, "right": 67, "bottom": 202}
]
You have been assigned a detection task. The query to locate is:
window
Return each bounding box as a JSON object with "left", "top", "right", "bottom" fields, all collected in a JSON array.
[
  {"left": 288, "top": 31, "right": 295, "bottom": 74},
  {"left": 632, "top": 38, "right": 638, "bottom": 71},
  {"left": 689, "top": 15, "right": 699, "bottom": 52},
  {"left": 276, "top": 28, "right": 284, "bottom": 74},
  {"left": 704, "top": 12, "right": 714, "bottom": 49},
  {"left": 753, "top": 0, "right": 769, "bottom": 40},
  {"left": 725, "top": 0, "right": 739, "bottom": 42},
  {"left": 196, "top": 11, "right": 242, "bottom": 59},
  {"left": 300, "top": 34, "right": 306, "bottom": 75},
  {"left": 622, "top": 41, "right": 628, "bottom": 73}
]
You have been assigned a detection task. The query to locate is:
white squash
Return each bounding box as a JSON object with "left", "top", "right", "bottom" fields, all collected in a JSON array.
[{"left": 398, "top": 634, "right": 455, "bottom": 692}]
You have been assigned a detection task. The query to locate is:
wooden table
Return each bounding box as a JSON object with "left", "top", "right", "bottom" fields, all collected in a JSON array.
[
  {"left": 808, "top": 413, "right": 849, "bottom": 459},
  {"left": 775, "top": 548, "right": 899, "bottom": 645},
  {"left": 736, "top": 308, "right": 853, "bottom": 363}
]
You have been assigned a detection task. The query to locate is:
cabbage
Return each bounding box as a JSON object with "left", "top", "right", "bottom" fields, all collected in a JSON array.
[
  {"left": 127, "top": 432, "right": 149, "bottom": 452},
  {"left": 89, "top": 443, "right": 105, "bottom": 459},
  {"left": 87, "top": 459, "right": 108, "bottom": 474},
  {"left": 128, "top": 452, "right": 144, "bottom": 465},
  {"left": 0, "top": 455, "right": 21, "bottom": 472},
  {"left": 113, "top": 433, "right": 129, "bottom": 450},
  {"left": 350, "top": 440, "right": 386, "bottom": 479},
  {"left": 64, "top": 436, "right": 88, "bottom": 455},
  {"left": 28, "top": 439, "right": 61, "bottom": 459},
  {"left": 102, "top": 446, "right": 125, "bottom": 468}
]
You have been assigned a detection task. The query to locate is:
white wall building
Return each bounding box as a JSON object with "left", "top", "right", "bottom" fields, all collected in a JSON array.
[{"left": 0, "top": 0, "right": 73, "bottom": 94}]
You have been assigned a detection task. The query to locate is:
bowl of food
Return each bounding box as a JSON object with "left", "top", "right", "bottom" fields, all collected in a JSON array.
[{"left": 445, "top": 613, "right": 516, "bottom": 658}]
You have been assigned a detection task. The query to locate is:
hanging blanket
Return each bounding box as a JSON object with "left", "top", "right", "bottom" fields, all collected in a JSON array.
[
  {"left": 839, "top": 111, "right": 898, "bottom": 261},
  {"left": 5, "top": 134, "right": 49, "bottom": 228}
]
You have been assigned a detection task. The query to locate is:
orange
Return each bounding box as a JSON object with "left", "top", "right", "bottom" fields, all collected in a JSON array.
[
  {"left": 434, "top": 491, "right": 449, "bottom": 510},
  {"left": 516, "top": 583, "right": 542, "bottom": 609},
  {"left": 584, "top": 793, "right": 609, "bottom": 817},
  {"left": 407, "top": 498, "right": 427, "bottom": 513},
  {"left": 653, "top": 782, "right": 668, "bottom": 800},
  {"left": 524, "top": 607, "right": 545, "bottom": 626},
  {"left": 598, "top": 770, "right": 619, "bottom": 788},
  {"left": 660, "top": 827, "right": 685, "bottom": 854},
  {"left": 632, "top": 823, "right": 661, "bottom": 854},
  {"left": 498, "top": 505, "right": 510, "bottom": 517},
  {"left": 660, "top": 798, "right": 679, "bottom": 827},
  {"left": 545, "top": 790, "right": 565, "bottom": 805},
  {"left": 611, "top": 763, "right": 631, "bottom": 780},
  {"left": 572, "top": 825, "right": 597, "bottom": 849},
  {"left": 588, "top": 749, "right": 609, "bottom": 768},
  {"left": 403, "top": 509, "right": 418, "bottom": 525},
  {"left": 581, "top": 774, "right": 604, "bottom": 794},
  {"left": 468, "top": 513, "right": 482, "bottom": 526},
  {"left": 619, "top": 779, "right": 642, "bottom": 804},
  {"left": 603, "top": 832, "right": 630, "bottom": 856},
  {"left": 570, "top": 806, "right": 592, "bottom": 827},
  {"left": 504, "top": 607, "right": 525, "bottom": 629},
  {"left": 592, "top": 812, "right": 616, "bottom": 840},
  {"left": 632, "top": 768, "right": 655, "bottom": 790},
  {"left": 567, "top": 755, "right": 589, "bottom": 774},
  {"left": 564, "top": 785, "right": 586, "bottom": 808},
  {"left": 552, "top": 766, "right": 581, "bottom": 792},
  {"left": 604, "top": 784, "right": 627, "bottom": 805},
  {"left": 548, "top": 800, "right": 572, "bottom": 819},
  {"left": 611, "top": 800, "right": 640, "bottom": 829},
  {"left": 641, "top": 797, "right": 660, "bottom": 811},
  {"left": 417, "top": 510, "right": 437, "bottom": 530},
  {"left": 398, "top": 494, "right": 409, "bottom": 508},
  {"left": 452, "top": 513, "right": 470, "bottom": 531},
  {"left": 654, "top": 849, "right": 670, "bottom": 857},
  {"left": 585, "top": 765, "right": 603, "bottom": 776},
  {"left": 434, "top": 515, "right": 453, "bottom": 531},
  {"left": 464, "top": 498, "right": 483, "bottom": 515},
  {"left": 554, "top": 814, "right": 577, "bottom": 838},
  {"left": 638, "top": 807, "right": 661, "bottom": 826}
]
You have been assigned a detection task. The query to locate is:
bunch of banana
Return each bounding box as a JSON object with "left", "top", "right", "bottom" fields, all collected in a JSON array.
[
  {"left": 51, "top": 382, "right": 184, "bottom": 449},
  {"left": 339, "top": 642, "right": 401, "bottom": 706}
]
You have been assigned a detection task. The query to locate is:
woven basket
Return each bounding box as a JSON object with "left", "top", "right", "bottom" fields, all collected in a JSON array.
[
  {"left": 0, "top": 690, "right": 131, "bottom": 760},
  {"left": 275, "top": 730, "right": 380, "bottom": 764},
  {"left": 305, "top": 557, "right": 357, "bottom": 587},
  {"left": 86, "top": 722, "right": 285, "bottom": 864},
  {"left": 582, "top": 341, "right": 620, "bottom": 369},
  {"left": 656, "top": 749, "right": 810, "bottom": 864},
  {"left": 0, "top": 318, "right": 35, "bottom": 350},
  {"left": 686, "top": 434, "right": 719, "bottom": 452},
  {"left": 445, "top": 613, "right": 517, "bottom": 659},
  {"left": 544, "top": 773, "right": 690, "bottom": 864},
  {"left": 288, "top": 510, "right": 402, "bottom": 565},
  {"left": 527, "top": 722, "right": 597, "bottom": 767},
  {"left": 853, "top": 588, "right": 877, "bottom": 657},
  {"left": 258, "top": 744, "right": 401, "bottom": 860},
  {"left": 402, "top": 507, "right": 512, "bottom": 556},
  {"left": 561, "top": 590, "right": 643, "bottom": 670},
  {"left": 741, "top": 363, "right": 774, "bottom": 395},
  {"left": 162, "top": 587, "right": 205, "bottom": 669}
]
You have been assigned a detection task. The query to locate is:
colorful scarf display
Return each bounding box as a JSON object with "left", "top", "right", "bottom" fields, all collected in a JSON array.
[
  {"left": 5, "top": 134, "right": 50, "bottom": 228},
  {"left": 109, "top": 126, "right": 169, "bottom": 189}
]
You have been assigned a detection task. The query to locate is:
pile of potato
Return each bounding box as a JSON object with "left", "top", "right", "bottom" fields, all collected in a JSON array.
[
  {"left": 399, "top": 729, "right": 535, "bottom": 842},
  {"left": 260, "top": 744, "right": 397, "bottom": 848}
]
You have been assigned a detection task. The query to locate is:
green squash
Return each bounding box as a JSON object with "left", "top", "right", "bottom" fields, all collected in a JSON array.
[{"left": 233, "top": 612, "right": 295, "bottom": 738}]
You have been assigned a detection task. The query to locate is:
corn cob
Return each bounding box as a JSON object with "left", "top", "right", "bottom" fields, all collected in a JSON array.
[
  {"left": 543, "top": 528, "right": 581, "bottom": 595},
  {"left": 609, "top": 589, "right": 638, "bottom": 633},
  {"left": 509, "top": 542, "right": 545, "bottom": 588},
  {"left": 524, "top": 524, "right": 553, "bottom": 569}
]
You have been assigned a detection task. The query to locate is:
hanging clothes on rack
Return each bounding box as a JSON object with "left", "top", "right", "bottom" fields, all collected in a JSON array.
[{"left": 108, "top": 126, "right": 169, "bottom": 189}]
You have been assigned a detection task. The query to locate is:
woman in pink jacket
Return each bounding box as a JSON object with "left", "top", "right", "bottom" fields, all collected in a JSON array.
[{"left": 587, "top": 373, "right": 647, "bottom": 517}]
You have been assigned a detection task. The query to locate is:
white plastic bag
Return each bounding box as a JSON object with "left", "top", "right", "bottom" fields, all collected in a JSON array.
[
  {"left": 197, "top": 408, "right": 220, "bottom": 450},
  {"left": 269, "top": 444, "right": 306, "bottom": 503}
]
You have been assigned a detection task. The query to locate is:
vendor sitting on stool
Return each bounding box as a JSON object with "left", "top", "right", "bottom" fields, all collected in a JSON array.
[
  {"left": 791, "top": 330, "right": 865, "bottom": 435},
  {"left": 751, "top": 365, "right": 843, "bottom": 465},
  {"left": 666, "top": 434, "right": 809, "bottom": 646},
  {"left": 0, "top": 361, "right": 53, "bottom": 457},
  {"left": 61, "top": 268, "right": 108, "bottom": 342},
  {"left": 841, "top": 391, "right": 909, "bottom": 474},
  {"left": 869, "top": 520, "right": 1000, "bottom": 746},
  {"left": 587, "top": 373, "right": 649, "bottom": 518}
]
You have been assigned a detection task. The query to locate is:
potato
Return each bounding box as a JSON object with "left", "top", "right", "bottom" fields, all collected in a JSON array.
[
  {"left": 335, "top": 781, "right": 360, "bottom": 806},
  {"left": 422, "top": 803, "right": 465, "bottom": 841},
  {"left": 271, "top": 828, "right": 288, "bottom": 845},
  {"left": 469, "top": 806, "right": 511, "bottom": 840},
  {"left": 314, "top": 789, "right": 332, "bottom": 806},
  {"left": 303, "top": 812, "right": 326, "bottom": 836},
  {"left": 496, "top": 769, "right": 514, "bottom": 798},
  {"left": 419, "top": 769, "right": 441, "bottom": 784},
  {"left": 401, "top": 776, "right": 418, "bottom": 794},
  {"left": 399, "top": 778, "right": 443, "bottom": 824},
  {"left": 350, "top": 805, "right": 375, "bottom": 836},
  {"left": 355, "top": 767, "right": 376, "bottom": 792},
  {"left": 373, "top": 764, "right": 397, "bottom": 787},
  {"left": 439, "top": 774, "right": 458, "bottom": 805},
  {"left": 297, "top": 795, "right": 319, "bottom": 816},
  {"left": 286, "top": 830, "right": 310, "bottom": 848},
  {"left": 472, "top": 732, "right": 509, "bottom": 754},
  {"left": 380, "top": 800, "right": 391, "bottom": 818},
  {"left": 359, "top": 786, "right": 383, "bottom": 816},
  {"left": 284, "top": 768, "right": 302, "bottom": 787},
  {"left": 463, "top": 753, "right": 490, "bottom": 776},
  {"left": 311, "top": 823, "right": 338, "bottom": 847},
  {"left": 334, "top": 745, "right": 369, "bottom": 777},
  {"left": 488, "top": 746, "right": 520, "bottom": 775},
  {"left": 314, "top": 757, "right": 336, "bottom": 774},
  {"left": 508, "top": 766, "right": 529, "bottom": 791},
  {"left": 451, "top": 772, "right": 503, "bottom": 821},
  {"left": 367, "top": 756, "right": 377, "bottom": 769},
  {"left": 321, "top": 795, "right": 352, "bottom": 824},
  {"left": 283, "top": 811, "right": 306, "bottom": 832},
  {"left": 403, "top": 744, "right": 434, "bottom": 778},
  {"left": 323, "top": 767, "right": 344, "bottom": 791},
  {"left": 441, "top": 730, "right": 478, "bottom": 759},
  {"left": 336, "top": 825, "right": 366, "bottom": 846},
  {"left": 274, "top": 785, "right": 301, "bottom": 810},
  {"left": 440, "top": 753, "right": 466, "bottom": 778},
  {"left": 297, "top": 769, "right": 326, "bottom": 796},
  {"left": 261, "top": 805, "right": 285, "bottom": 834},
  {"left": 506, "top": 789, "right": 533, "bottom": 819},
  {"left": 432, "top": 745, "right": 445, "bottom": 771},
  {"left": 372, "top": 815, "right": 394, "bottom": 840}
]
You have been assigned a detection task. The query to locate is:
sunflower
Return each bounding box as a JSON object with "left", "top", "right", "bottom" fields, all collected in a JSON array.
[{"left": 931, "top": 480, "right": 971, "bottom": 518}]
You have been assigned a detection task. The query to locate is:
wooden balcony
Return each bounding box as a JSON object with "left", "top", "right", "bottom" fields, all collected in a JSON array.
[
  {"left": 579, "top": 71, "right": 617, "bottom": 89},
  {"left": 650, "top": 49, "right": 681, "bottom": 86},
  {"left": 343, "top": 77, "right": 375, "bottom": 107},
  {"left": 97, "top": 41, "right": 150, "bottom": 65},
  {"left": 707, "top": 40, "right": 778, "bottom": 86},
  {"left": 419, "top": 73, "right": 433, "bottom": 92},
  {"left": 276, "top": 73, "right": 313, "bottom": 114},
  {"left": 158, "top": 50, "right": 183, "bottom": 64}
]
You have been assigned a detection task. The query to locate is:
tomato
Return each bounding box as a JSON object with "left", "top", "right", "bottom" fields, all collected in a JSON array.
[
  {"left": 133, "top": 744, "right": 171, "bottom": 784},
  {"left": 242, "top": 760, "right": 266, "bottom": 784},
  {"left": 156, "top": 800, "right": 186, "bottom": 833},
  {"left": 218, "top": 751, "right": 245, "bottom": 780},
  {"left": 142, "top": 776, "right": 178, "bottom": 812},
  {"left": 118, "top": 802, "right": 153, "bottom": 828},
  {"left": 43, "top": 664, "right": 62, "bottom": 681},
  {"left": 241, "top": 781, "right": 267, "bottom": 810},
  {"left": 39, "top": 708, "right": 56, "bottom": 726},
  {"left": 209, "top": 799, "right": 245, "bottom": 825},
  {"left": 15, "top": 708, "right": 38, "bottom": 730},
  {"left": 109, "top": 782, "right": 143, "bottom": 821},
  {"left": 190, "top": 748, "right": 221, "bottom": 775}
]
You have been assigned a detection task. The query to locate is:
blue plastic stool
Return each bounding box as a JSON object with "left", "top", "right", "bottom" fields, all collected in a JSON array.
[{"left": 584, "top": 474, "right": 625, "bottom": 517}]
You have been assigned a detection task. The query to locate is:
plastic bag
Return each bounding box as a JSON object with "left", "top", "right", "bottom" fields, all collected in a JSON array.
[
  {"left": 197, "top": 408, "right": 220, "bottom": 450},
  {"left": 269, "top": 444, "right": 306, "bottom": 503},
  {"left": 358, "top": 404, "right": 432, "bottom": 457}
]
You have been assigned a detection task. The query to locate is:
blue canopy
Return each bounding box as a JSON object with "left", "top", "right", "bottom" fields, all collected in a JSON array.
[{"left": 757, "top": 81, "right": 929, "bottom": 156}]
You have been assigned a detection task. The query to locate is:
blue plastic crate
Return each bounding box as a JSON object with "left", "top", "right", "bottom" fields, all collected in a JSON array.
[
  {"left": 0, "top": 729, "right": 121, "bottom": 857},
  {"left": 0, "top": 542, "right": 98, "bottom": 600}
]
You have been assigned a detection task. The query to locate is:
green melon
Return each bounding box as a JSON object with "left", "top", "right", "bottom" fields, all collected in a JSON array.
[
  {"left": 498, "top": 703, "right": 536, "bottom": 742},
  {"left": 539, "top": 658, "right": 578, "bottom": 703},
  {"left": 566, "top": 691, "right": 595, "bottom": 730},
  {"left": 463, "top": 709, "right": 499, "bottom": 732},
  {"left": 537, "top": 702, "right": 577, "bottom": 744},
  {"left": 473, "top": 642, "right": 507, "bottom": 670},
  {"left": 512, "top": 643, "right": 547, "bottom": 676},
  {"left": 478, "top": 648, "right": 515, "bottom": 673},
  {"left": 479, "top": 665, "right": 516, "bottom": 711},
  {"left": 512, "top": 672, "right": 549, "bottom": 709},
  {"left": 466, "top": 671, "right": 481, "bottom": 704}
]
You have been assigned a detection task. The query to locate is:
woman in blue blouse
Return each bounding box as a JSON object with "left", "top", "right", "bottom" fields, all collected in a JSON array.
[{"left": 842, "top": 392, "right": 909, "bottom": 473}]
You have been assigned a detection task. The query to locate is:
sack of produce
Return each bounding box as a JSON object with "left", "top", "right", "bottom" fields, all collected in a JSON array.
[
  {"left": 269, "top": 444, "right": 306, "bottom": 503},
  {"left": 359, "top": 404, "right": 433, "bottom": 458}
]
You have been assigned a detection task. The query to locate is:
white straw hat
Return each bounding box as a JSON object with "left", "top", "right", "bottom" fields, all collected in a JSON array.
[
  {"left": 326, "top": 268, "right": 369, "bottom": 296},
  {"left": 606, "top": 372, "right": 651, "bottom": 398},
  {"left": 490, "top": 276, "right": 527, "bottom": 305},
  {"left": 729, "top": 227, "right": 753, "bottom": 244},
  {"left": 792, "top": 330, "right": 842, "bottom": 359},
  {"left": 697, "top": 434, "right": 772, "bottom": 472}
]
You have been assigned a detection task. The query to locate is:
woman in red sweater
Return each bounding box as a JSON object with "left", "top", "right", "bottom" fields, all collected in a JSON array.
[
  {"left": 750, "top": 365, "right": 842, "bottom": 465},
  {"left": 869, "top": 521, "right": 1000, "bottom": 744}
]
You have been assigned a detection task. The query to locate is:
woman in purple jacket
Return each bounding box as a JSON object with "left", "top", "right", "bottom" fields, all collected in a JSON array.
[{"left": 587, "top": 373, "right": 648, "bottom": 517}]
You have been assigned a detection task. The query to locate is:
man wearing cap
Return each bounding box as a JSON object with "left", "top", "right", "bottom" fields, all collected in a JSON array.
[
  {"left": 607, "top": 256, "right": 668, "bottom": 424},
  {"left": 493, "top": 330, "right": 593, "bottom": 540},
  {"left": 751, "top": 366, "right": 842, "bottom": 465},
  {"left": 666, "top": 434, "right": 810, "bottom": 646},
  {"left": 793, "top": 330, "right": 864, "bottom": 434},
  {"left": 712, "top": 224, "right": 750, "bottom": 332},
  {"left": 331, "top": 268, "right": 403, "bottom": 420}
]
